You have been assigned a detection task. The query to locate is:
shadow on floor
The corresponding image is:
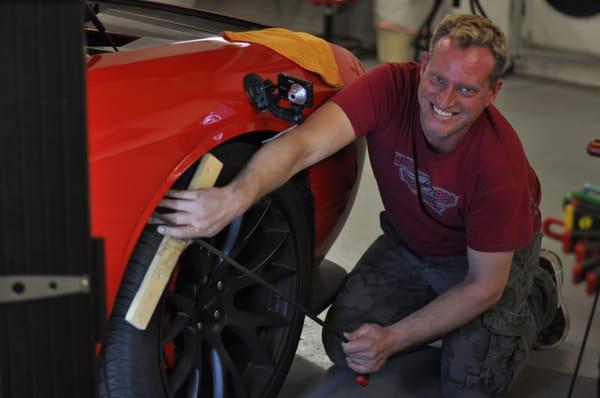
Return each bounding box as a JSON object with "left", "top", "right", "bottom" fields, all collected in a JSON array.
[{"left": 280, "top": 347, "right": 598, "bottom": 397}]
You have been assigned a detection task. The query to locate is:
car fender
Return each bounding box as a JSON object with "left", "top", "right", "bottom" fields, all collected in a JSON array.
[{"left": 87, "top": 38, "right": 364, "bottom": 316}]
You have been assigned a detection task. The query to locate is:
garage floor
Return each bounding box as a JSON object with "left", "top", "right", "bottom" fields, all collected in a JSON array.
[{"left": 280, "top": 56, "right": 600, "bottom": 397}]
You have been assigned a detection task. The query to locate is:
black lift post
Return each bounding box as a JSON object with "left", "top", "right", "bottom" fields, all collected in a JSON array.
[{"left": 0, "top": 1, "right": 102, "bottom": 397}]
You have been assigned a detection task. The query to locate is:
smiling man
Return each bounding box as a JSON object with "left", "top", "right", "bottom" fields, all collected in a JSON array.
[{"left": 156, "top": 14, "right": 568, "bottom": 397}]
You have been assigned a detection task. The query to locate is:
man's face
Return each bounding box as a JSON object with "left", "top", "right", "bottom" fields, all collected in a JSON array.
[{"left": 417, "top": 36, "right": 502, "bottom": 152}]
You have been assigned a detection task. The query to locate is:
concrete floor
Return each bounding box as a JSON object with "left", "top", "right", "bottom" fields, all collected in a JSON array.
[{"left": 280, "top": 56, "right": 600, "bottom": 397}]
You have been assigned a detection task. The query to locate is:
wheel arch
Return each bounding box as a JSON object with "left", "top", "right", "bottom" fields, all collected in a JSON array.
[{"left": 107, "top": 130, "right": 316, "bottom": 317}]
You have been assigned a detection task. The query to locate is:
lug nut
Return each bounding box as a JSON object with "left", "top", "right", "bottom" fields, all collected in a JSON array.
[
  {"left": 202, "top": 275, "right": 209, "bottom": 285},
  {"left": 216, "top": 281, "right": 224, "bottom": 291},
  {"left": 196, "top": 322, "right": 203, "bottom": 331},
  {"left": 213, "top": 310, "right": 221, "bottom": 320}
]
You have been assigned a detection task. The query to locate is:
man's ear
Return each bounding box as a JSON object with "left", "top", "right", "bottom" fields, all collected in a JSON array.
[
  {"left": 419, "top": 51, "right": 430, "bottom": 75},
  {"left": 485, "top": 79, "right": 504, "bottom": 106}
]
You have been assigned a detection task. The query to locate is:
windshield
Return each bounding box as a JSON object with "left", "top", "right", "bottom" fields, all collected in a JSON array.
[{"left": 85, "top": 0, "right": 264, "bottom": 53}]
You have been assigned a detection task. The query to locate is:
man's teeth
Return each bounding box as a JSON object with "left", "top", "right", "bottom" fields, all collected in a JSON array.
[{"left": 433, "top": 105, "right": 453, "bottom": 117}]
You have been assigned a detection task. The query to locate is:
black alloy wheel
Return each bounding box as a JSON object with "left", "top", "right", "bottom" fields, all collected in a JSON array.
[{"left": 97, "top": 142, "right": 313, "bottom": 398}]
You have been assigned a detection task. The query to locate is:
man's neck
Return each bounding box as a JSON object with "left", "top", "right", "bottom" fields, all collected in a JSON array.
[{"left": 423, "top": 126, "right": 472, "bottom": 154}]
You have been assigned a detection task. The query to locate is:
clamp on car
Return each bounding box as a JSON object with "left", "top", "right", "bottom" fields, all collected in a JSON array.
[{"left": 244, "top": 72, "right": 313, "bottom": 124}]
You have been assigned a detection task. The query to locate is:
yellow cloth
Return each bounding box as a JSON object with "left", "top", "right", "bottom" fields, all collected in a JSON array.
[{"left": 222, "top": 28, "right": 342, "bottom": 88}]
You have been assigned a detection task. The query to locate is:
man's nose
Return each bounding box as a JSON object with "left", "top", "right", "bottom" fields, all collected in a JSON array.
[{"left": 436, "top": 86, "right": 456, "bottom": 108}]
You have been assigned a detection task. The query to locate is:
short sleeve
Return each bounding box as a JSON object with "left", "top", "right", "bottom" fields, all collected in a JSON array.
[
  {"left": 466, "top": 159, "right": 537, "bottom": 252},
  {"left": 330, "top": 63, "right": 418, "bottom": 138}
]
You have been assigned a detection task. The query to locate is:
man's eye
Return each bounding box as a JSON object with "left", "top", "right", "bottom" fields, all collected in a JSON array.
[
  {"left": 459, "top": 87, "right": 475, "bottom": 96},
  {"left": 431, "top": 75, "right": 443, "bottom": 84}
]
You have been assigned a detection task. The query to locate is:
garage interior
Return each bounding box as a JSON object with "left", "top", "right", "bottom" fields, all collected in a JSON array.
[
  {"left": 1, "top": 0, "right": 599, "bottom": 397},
  {"left": 176, "top": 1, "right": 600, "bottom": 396}
]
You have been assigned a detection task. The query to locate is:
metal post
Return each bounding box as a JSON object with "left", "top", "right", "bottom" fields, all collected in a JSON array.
[{"left": 0, "top": 1, "right": 100, "bottom": 397}]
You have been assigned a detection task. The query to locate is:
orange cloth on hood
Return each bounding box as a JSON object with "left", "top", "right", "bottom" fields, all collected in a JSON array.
[{"left": 221, "top": 28, "right": 342, "bottom": 87}]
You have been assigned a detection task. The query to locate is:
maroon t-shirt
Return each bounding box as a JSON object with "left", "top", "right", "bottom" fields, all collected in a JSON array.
[{"left": 332, "top": 62, "right": 541, "bottom": 256}]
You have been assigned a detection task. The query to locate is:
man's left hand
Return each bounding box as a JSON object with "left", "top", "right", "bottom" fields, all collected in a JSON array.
[{"left": 342, "top": 323, "right": 396, "bottom": 374}]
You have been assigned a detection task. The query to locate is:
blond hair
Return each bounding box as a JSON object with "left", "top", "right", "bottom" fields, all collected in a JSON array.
[{"left": 430, "top": 14, "right": 508, "bottom": 85}]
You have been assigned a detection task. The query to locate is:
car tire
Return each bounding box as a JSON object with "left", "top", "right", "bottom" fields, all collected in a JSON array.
[{"left": 97, "top": 142, "right": 312, "bottom": 398}]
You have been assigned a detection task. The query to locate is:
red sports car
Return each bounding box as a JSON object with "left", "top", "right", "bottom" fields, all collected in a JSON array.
[{"left": 86, "top": 1, "right": 365, "bottom": 397}]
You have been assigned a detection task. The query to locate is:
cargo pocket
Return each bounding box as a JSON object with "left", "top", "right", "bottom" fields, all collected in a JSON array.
[{"left": 480, "top": 311, "right": 528, "bottom": 396}]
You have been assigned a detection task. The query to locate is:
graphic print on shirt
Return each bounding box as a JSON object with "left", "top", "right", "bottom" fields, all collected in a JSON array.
[{"left": 394, "top": 152, "right": 459, "bottom": 216}]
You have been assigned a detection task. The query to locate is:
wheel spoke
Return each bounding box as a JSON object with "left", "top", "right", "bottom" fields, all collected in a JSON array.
[
  {"left": 210, "top": 347, "right": 225, "bottom": 398},
  {"left": 186, "top": 368, "right": 200, "bottom": 398},
  {"left": 238, "top": 229, "right": 289, "bottom": 276},
  {"left": 222, "top": 198, "right": 272, "bottom": 261},
  {"left": 210, "top": 344, "right": 249, "bottom": 398},
  {"left": 225, "top": 258, "right": 297, "bottom": 304},
  {"left": 226, "top": 265, "right": 294, "bottom": 299},
  {"left": 229, "top": 308, "right": 290, "bottom": 331},
  {"left": 167, "top": 292, "right": 195, "bottom": 314},
  {"left": 168, "top": 329, "right": 197, "bottom": 394},
  {"left": 226, "top": 325, "right": 274, "bottom": 367},
  {"left": 161, "top": 311, "right": 189, "bottom": 349},
  {"left": 261, "top": 261, "right": 296, "bottom": 283},
  {"left": 240, "top": 197, "right": 272, "bottom": 242},
  {"left": 179, "top": 245, "right": 211, "bottom": 282}
]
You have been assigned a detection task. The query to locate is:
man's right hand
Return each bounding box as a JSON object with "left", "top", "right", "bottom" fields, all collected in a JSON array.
[{"left": 153, "top": 185, "right": 241, "bottom": 239}]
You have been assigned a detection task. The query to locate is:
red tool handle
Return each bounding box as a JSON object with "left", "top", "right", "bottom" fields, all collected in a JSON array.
[{"left": 355, "top": 374, "right": 370, "bottom": 387}]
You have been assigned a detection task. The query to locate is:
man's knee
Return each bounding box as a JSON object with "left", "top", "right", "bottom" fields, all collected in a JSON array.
[
  {"left": 321, "top": 327, "right": 346, "bottom": 367},
  {"left": 321, "top": 305, "right": 363, "bottom": 367}
]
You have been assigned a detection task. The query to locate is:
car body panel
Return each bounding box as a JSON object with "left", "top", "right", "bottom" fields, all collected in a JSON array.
[{"left": 86, "top": 6, "right": 365, "bottom": 316}]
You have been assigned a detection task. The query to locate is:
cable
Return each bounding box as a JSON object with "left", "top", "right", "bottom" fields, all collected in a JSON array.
[
  {"left": 411, "top": 132, "right": 464, "bottom": 231},
  {"left": 567, "top": 287, "right": 599, "bottom": 398},
  {"left": 466, "top": 1, "right": 514, "bottom": 79},
  {"left": 469, "top": 0, "right": 476, "bottom": 15},
  {"left": 470, "top": 0, "right": 489, "bottom": 19},
  {"left": 413, "top": 0, "right": 443, "bottom": 61},
  {"left": 475, "top": 0, "right": 489, "bottom": 18}
]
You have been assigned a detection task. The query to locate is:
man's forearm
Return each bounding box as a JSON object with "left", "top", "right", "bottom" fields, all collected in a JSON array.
[
  {"left": 227, "top": 101, "right": 357, "bottom": 217},
  {"left": 386, "top": 279, "right": 502, "bottom": 353},
  {"left": 228, "top": 132, "right": 308, "bottom": 216}
]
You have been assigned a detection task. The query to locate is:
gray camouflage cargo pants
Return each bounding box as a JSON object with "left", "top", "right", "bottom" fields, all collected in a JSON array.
[{"left": 322, "top": 212, "right": 558, "bottom": 397}]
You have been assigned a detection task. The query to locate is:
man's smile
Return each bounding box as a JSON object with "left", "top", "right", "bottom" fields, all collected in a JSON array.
[{"left": 431, "top": 104, "right": 456, "bottom": 118}]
